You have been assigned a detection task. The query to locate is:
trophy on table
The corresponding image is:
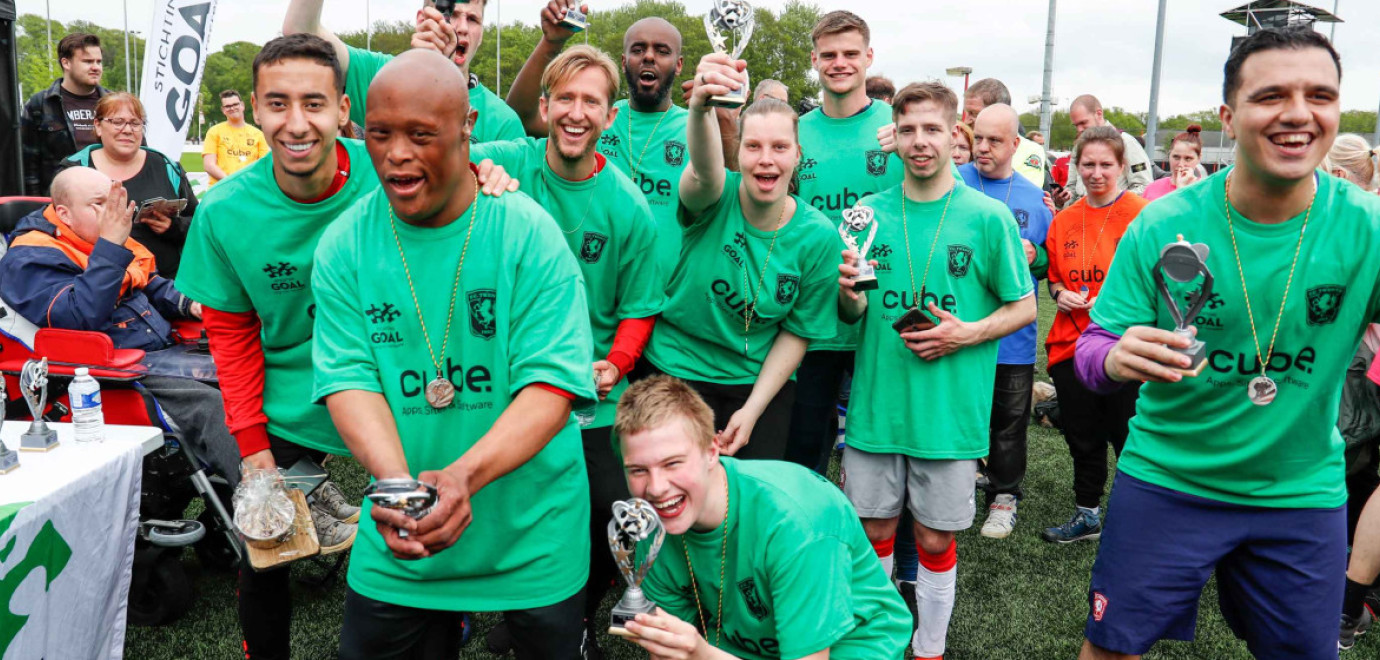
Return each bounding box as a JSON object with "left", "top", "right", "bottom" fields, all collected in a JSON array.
[
  {"left": 558, "top": 0, "right": 588, "bottom": 32},
  {"left": 840, "top": 205, "right": 880, "bottom": 291},
  {"left": 20, "top": 358, "right": 59, "bottom": 451},
  {"left": 0, "top": 375, "right": 18, "bottom": 474},
  {"left": 703, "top": 0, "right": 755, "bottom": 108},
  {"left": 1152, "top": 235, "right": 1213, "bottom": 377},
  {"left": 607, "top": 498, "right": 666, "bottom": 636}
]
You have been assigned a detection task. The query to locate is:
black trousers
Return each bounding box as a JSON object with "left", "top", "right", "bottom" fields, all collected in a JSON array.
[
  {"left": 982, "top": 364, "right": 1034, "bottom": 502},
  {"left": 784, "top": 350, "right": 854, "bottom": 474},
  {"left": 1048, "top": 360, "right": 1140, "bottom": 509},
  {"left": 338, "top": 586, "right": 586, "bottom": 660},
  {"left": 238, "top": 434, "right": 327, "bottom": 660},
  {"left": 582, "top": 425, "right": 630, "bottom": 621},
  {"left": 629, "top": 362, "right": 796, "bottom": 461}
]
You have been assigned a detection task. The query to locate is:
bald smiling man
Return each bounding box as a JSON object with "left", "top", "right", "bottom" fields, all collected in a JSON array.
[{"left": 311, "top": 49, "right": 599, "bottom": 660}]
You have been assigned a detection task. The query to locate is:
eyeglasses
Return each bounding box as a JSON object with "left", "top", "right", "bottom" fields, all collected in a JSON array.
[{"left": 101, "top": 118, "right": 145, "bottom": 131}]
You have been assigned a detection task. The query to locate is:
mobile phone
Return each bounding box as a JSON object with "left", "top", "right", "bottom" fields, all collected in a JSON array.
[
  {"left": 891, "top": 306, "right": 938, "bottom": 334},
  {"left": 137, "top": 197, "right": 187, "bottom": 221}
]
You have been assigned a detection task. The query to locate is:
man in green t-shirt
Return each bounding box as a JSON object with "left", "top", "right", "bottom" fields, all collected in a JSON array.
[
  {"left": 312, "top": 50, "right": 596, "bottom": 659},
  {"left": 283, "top": 0, "right": 525, "bottom": 144},
  {"left": 836, "top": 82, "right": 1035, "bottom": 660},
  {"left": 1073, "top": 29, "right": 1380, "bottom": 660},
  {"left": 505, "top": 7, "right": 690, "bottom": 270},
  {"left": 471, "top": 44, "right": 664, "bottom": 655},
  {"left": 614, "top": 375, "right": 910, "bottom": 660}
]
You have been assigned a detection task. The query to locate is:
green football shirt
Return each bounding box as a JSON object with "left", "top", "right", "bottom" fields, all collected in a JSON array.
[
  {"left": 643, "top": 173, "right": 841, "bottom": 384},
  {"left": 596, "top": 100, "right": 689, "bottom": 271},
  {"left": 177, "top": 138, "right": 377, "bottom": 455},
  {"left": 1091, "top": 170, "right": 1380, "bottom": 508},
  {"left": 311, "top": 184, "right": 597, "bottom": 610},
  {"left": 845, "top": 183, "right": 1033, "bottom": 459},
  {"left": 343, "top": 45, "right": 524, "bottom": 144},
  {"left": 797, "top": 101, "right": 905, "bottom": 352},
  {"left": 640, "top": 457, "right": 911, "bottom": 660},
  {"left": 471, "top": 137, "right": 665, "bottom": 427}
]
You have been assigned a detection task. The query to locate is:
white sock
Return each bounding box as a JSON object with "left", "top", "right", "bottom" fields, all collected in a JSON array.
[
  {"left": 912, "top": 561, "right": 956, "bottom": 658},
  {"left": 879, "top": 552, "right": 894, "bottom": 578},
  {"left": 1079, "top": 506, "right": 1100, "bottom": 517}
]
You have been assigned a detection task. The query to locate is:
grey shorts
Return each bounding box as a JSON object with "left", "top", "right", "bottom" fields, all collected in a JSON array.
[{"left": 841, "top": 446, "right": 977, "bottom": 532}]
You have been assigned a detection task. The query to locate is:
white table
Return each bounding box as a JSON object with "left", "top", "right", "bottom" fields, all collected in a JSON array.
[{"left": 0, "top": 423, "right": 162, "bottom": 660}]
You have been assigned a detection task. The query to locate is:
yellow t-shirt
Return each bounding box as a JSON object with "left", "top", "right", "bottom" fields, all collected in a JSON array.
[
  {"left": 203, "top": 122, "right": 269, "bottom": 184},
  {"left": 1012, "top": 135, "right": 1047, "bottom": 188}
]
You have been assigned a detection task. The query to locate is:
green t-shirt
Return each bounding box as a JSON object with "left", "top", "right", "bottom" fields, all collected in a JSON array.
[
  {"left": 310, "top": 185, "right": 597, "bottom": 610},
  {"left": 471, "top": 137, "right": 664, "bottom": 427},
  {"left": 797, "top": 101, "right": 904, "bottom": 352},
  {"left": 344, "top": 45, "right": 524, "bottom": 144},
  {"left": 845, "top": 183, "right": 1033, "bottom": 459},
  {"left": 596, "top": 100, "right": 689, "bottom": 271},
  {"left": 1091, "top": 170, "right": 1380, "bottom": 508},
  {"left": 643, "top": 173, "right": 840, "bottom": 384},
  {"left": 639, "top": 458, "right": 910, "bottom": 660},
  {"left": 177, "top": 138, "right": 377, "bottom": 455}
]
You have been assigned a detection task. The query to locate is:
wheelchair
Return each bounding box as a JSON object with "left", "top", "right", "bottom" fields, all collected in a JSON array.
[{"left": 0, "top": 196, "right": 241, "bottom": 626}]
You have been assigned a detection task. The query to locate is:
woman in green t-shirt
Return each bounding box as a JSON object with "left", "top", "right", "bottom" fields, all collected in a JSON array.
[{"left": 639, "top": 53, "right": 839, "bottom": 461}]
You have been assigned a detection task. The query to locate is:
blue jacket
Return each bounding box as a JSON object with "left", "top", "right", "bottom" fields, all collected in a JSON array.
[{"left": 0, "top": 208, "right": 193, "bottom": 351}]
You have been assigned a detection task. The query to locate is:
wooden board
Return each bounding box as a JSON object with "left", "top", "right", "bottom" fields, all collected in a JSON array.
[{"left": 247, "top": 488, "right": 320, "bottom": 571}]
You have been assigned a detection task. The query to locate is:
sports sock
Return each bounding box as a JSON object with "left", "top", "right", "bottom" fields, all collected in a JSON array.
[
  {"left": 895, "top": 519, "right": 920, "bottom": 582},
  {"left": 912, "top": 539, "right": 957, "bottom": 658},
  {"left": 871, "top": 534, "right": 895, "bottom": 578},
  {"left": 1344, "top": 577, "right": 1372, "bottom": 619},
  {"left": 1078, "top": 505, "right": 1100, "bottom": 517}
]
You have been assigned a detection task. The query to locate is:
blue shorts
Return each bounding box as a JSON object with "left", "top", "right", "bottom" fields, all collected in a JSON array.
[{"left": 1085, "top": 472, "right": 1345, "bottom": 659}]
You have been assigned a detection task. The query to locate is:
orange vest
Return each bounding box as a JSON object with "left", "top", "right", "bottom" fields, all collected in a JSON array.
[{"left": 11, "top": 205, "right": 158, "bottom": 296}]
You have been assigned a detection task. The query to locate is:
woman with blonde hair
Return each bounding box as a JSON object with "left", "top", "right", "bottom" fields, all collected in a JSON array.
[
  {"left": 953, "top": 122, "right": 975, "bottom": 165},
  {"left": 1324, "top": 133, "right": 1378, "bottom": 192}
]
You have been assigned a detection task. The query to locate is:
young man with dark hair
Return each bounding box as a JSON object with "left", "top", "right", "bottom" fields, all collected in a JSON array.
[
  {"left": 962, "top": 77, "right": 1046, "bottom": 188},
  {"left": 837, "top": 81, "right": 1035, "bottom": 660},
  {"left": 470, "top": 44, "right": 664, "bottom": 657},
  {"left": 202, "top": 89, "right": 269, "bottom": 185},
  {"left": 865, "top": 75, "right": 894, "bottom": 103},
  {"left": 615, "top": 375, "right": 911, "bottom": 659},
  {"left": 313, "top": 48, "right": 595, "bottom": 660},
  {"left": 1060, "top": 93, "right": 1154, "bottom": 203},
  {"left": 283, "top": 0, "right": 524, "bottom": 144},
  {"left": 21, "top": 32, "right": 108, "bottom": 196},
  {"left": 1074, "top": 27, "right": 1380, "bottom": 660}
]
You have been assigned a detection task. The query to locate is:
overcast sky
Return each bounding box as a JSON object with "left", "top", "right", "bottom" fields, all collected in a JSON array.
[{"left": 22, "top": 0, "right": 1380, "bottom": 116}]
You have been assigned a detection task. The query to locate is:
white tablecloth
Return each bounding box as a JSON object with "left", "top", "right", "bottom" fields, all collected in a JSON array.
[{"left": 0, "top": 423, "right": 162, "bottom": 660}]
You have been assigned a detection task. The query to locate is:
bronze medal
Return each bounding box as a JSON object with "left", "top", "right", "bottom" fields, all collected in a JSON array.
[{"left": 425, "top": 377, "right": 455, "bottom": 409}]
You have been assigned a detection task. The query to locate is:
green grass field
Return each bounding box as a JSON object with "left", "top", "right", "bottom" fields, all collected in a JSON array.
[
  {"left": 124, "top": 294, "right": 1376, "bottom": 659},
  {"left": 180, "top": 151, "right": 205, "bottom": 174}
]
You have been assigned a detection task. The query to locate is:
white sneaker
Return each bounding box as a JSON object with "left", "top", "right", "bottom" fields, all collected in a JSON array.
[{"left": 980, "top": 494, "right": 1018, "bottom": 539}]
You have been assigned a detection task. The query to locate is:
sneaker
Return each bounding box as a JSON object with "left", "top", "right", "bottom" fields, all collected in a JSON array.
[
  {"left": 1041, "top": 509, "right": 1102, "bottom": 544},
  {"left": 314, "top": 480, "right": 360, "bottom": 524},
  {"left": 980, "top": 494, "right": 1018, "bottom": 539},
  {"left": 581, "top": 619, "right": 606, "bottom": 660},
  {"left": 309, "top": 500, "right": 357, "bottom": 554},
  {"left": 486, "top": 619, "right": 513, "bottom": 655},
  {"left": 1340, "top": 606, "right": 1373, "bottom": 650},
  {"left": 895, "top": 580, "right": 919, "bottom": 632}
]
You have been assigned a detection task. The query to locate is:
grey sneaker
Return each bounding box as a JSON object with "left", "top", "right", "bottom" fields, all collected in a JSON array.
[
  {"left": 1340, "top": 606, "right": 1373, "bottom": 651},
  {"left": 309, "top": 500, "right": 357, "bottom": 555},
  {"left": 314, "top": 480, "right": 360, "bottom": 523},
  {"left": 980, "top": 494, "right": 1018, "bottom": 539}
]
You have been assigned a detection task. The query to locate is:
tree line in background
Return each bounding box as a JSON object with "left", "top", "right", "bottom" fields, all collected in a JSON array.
[{"left": 15, "top": 7, "right": 1380, "bottom": 148}]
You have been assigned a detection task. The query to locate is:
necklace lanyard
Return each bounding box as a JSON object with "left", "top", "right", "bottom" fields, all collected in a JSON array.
[
  {"left": 541, "top": 165, "right": 600, "bottom": 235},
  {"left": 388, "top": 171, "right": 480, "bottom": 409},
  {"left": 901, "top": 182, "right": 956, "bottom": 309},
  {"left": 628, "top": 107, "right": 670, "bottom": 183},
  {"left": 683, "top": 467, "right": 729, "bottom": 647},
  {"left": 739, "top": 200, "right": 789, "bottom": 357},
  {"left": 1222, "top": 172, "right": 1315, "bottom": 406},
  {"left": 976, "top": 172, "right": 1015, "bottom": 208}
]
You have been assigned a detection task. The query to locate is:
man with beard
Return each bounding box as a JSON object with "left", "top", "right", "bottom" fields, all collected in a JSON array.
[
  {"left": 505, "top": 7, "right": 689, "bottom": 272},
  {"left": 284, "top": 0, "right": 524, "bottom": 144},
  {"left": 313, "top": 49, "right": 596, "bottom": 659},
  {"left": 470, "top": 44, "right": 664, "bottom": 657}
]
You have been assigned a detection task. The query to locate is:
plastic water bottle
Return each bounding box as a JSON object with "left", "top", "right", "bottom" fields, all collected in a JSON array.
[{"left": 70, "top": 367, "right": 105, "bottom": 443}]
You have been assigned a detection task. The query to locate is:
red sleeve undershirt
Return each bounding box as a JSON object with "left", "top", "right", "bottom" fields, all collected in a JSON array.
[
  {"left": 202, "top": 307, "right": 272, "bottom": 457},
  {"left": 607, "top": 316, "right": 656, "bottom": 378}
]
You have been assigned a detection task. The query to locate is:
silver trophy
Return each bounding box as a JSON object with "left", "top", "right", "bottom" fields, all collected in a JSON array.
[
  {"left": 703, "top": 0, "right": 755, "bottom": 108},
  {"left": 364, "top": 478, "right": 438, "bottom": 539},
  {"left": 0, "top": 375, "right": 18, "bottom": 473},
  {"left": 1153, "top": 234, "right": 1212, "bottom": 377},
  {"left": 20, "top": 358, "right": 59, "bottom": 451},
  {"left": 840, "top": 204, "right": 880, "bottom": 291},
  {"left": 558, "top": 0, "right": 588, "bottom": 32},
  {"left": 607, "top": 498, "right": 666, "bottom": 636}
]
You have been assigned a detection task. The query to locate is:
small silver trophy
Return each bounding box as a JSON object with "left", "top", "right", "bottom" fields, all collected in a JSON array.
[
  {"left": 20, "top": 358, "right": 59, "bottom": 451},
  {"left": 840, "top": 204, "right": 880, "bottom": 291},
  {"left": 364, "top": 478, "right": 438, "bottom": 539},
  {"left": 0, "top": 375, "right": 18, "bottom": 474},
  {"left": 558, "top": 0, "right": 588, "bottom": 32},
  {"left": 607, "top": 498, "right": 666, "bottom": 636},
  {"left": 703, "top": 0, "right": 755, "bottom": 108},
  {"left": 1153, "top": 234, "right": 1212, "bottom": 377}
]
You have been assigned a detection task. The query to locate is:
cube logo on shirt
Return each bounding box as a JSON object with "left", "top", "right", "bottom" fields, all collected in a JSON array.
[
  {"left": 1306, "top": 285, "right": 1345, "bottom": 326},
  {"left": 579, "top": 232, "right": 609, "bottom": 264},
  {"left": 775, "top": 273, "right": 799, "bottom": 305},
  {"left": 947, "top": 244, "right": 973, "bottom": 278},
  {"left": 466, "top": 289, "right": 497, "bottom": 339},
  {"left": 664, "top": 140, "right": 687, "bottom": 167},
  {"left": 866, "top": 150, "right": 889, "bottom": 176}
]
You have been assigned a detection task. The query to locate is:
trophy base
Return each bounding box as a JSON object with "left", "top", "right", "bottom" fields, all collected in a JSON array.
[
  {"left": 1170, "top": 340, "right": 1207, "bottom": 378},
  {"left": 609, "top": 598, "right": 658, "bottom": 637},
  {"left": 558, "top": 15, "right": 588, "bottom": 32},
  {"left": 853, "top": 276, "right": 878, "bottom": 292},
  {"left": 21, "top": 429, "right": 59, "bottom": 452},
  {"left": 0, "top": 451, "right": 18, "bottom": 474},
  {"left": 706, "top": 71, "right": 749, "bottom": 109}
]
